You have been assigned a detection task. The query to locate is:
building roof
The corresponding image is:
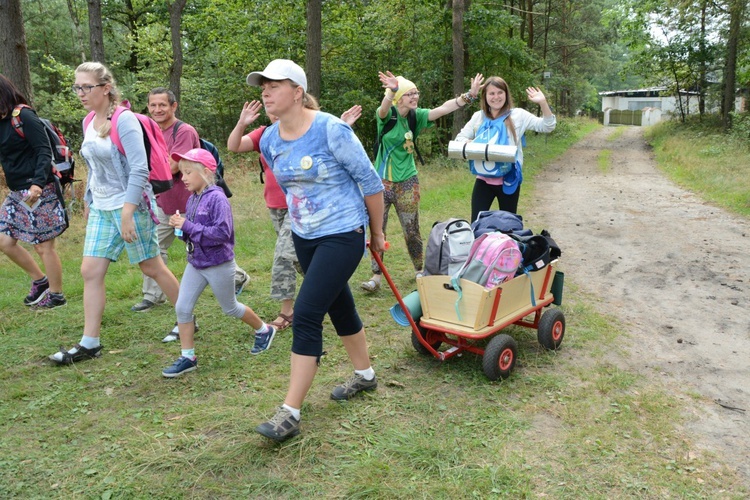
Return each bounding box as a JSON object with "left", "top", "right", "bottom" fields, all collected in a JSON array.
[{"left": 599, "top": 87, "right": 700, "bottom": 97}]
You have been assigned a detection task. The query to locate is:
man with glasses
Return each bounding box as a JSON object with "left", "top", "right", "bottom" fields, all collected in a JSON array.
[
  {"left": 360, "top": 71, "right": 482, "bottom": 293},
  {"left": 133, "top": 88, "right": 250, "bottom": 343}
]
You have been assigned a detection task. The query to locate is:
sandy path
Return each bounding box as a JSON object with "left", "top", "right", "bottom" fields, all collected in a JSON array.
[{"left": 532, "top": 126, "right": 750, "bottom": 483}]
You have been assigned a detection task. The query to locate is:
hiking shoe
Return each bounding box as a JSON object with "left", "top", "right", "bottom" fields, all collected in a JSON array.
[
  {"left": 251, "top": 326, "right": 276, "bottom": 355},
  {"left": 162, "top": 317, "right": 199, "bottom": 343},
  {"left": 162, "top": 356, "right": 198, "bottom": 378},
  {"left": 131, "top": 299, "right": 160, "bottom": 312},
  {"left": 255, "top": 406, "right": 300, "bottom": 442},
  {"left": 48, "top": 344, "right": 102, "bottom": 365},
  {"left": 330, "top": 373, "right": 378, "bottom": 400},
  {"left": 235, "top": 270, "right": 250, "bottom": 296},
  {"left": 33, "top": 292, "right": 67, "bottom": 310},
  {"left": 24, "top": 277, "right": 49, "bottom": 306}
]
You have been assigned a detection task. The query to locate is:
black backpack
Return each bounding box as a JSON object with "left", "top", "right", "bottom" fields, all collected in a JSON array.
[
  {"left": 509, "top": 229, "right": 561, "bottom": 275},
  {"left": 373, "top": 106, "right": 424, "bottom": 165},
  {"left": 173, "top": 121, "right": 232, "bottom": 198}
]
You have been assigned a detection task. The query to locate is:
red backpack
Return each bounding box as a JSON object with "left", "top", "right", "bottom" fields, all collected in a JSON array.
[{"left": 84, "top": 100, "right": 173, "bottom": 194}]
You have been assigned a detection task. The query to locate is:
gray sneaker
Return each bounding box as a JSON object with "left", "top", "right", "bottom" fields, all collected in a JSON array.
[
  {"left": 255, "top": 406, "right": 300, "bottom": 442},
  {"left": 330, "top": 373, "right": 378, "bottom": 400},
  {"left": 131, "top": 299, "right": 160, "bottom": 312},
  {"left": 235, "top": 270, "right": 250, "bottom": 296}
]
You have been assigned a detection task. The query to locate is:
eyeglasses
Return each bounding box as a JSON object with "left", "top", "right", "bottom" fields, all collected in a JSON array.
[
  {"left": 403, "top": 91, "right": 420, "bottom": 98},
  {"left": 71, "top": 84, "right": 105, "bottom": 95}
]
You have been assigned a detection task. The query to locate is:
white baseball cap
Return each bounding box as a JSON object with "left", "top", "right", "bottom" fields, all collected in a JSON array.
[{"left": 246, "top": 59, "right": 307, "bottom": 92}]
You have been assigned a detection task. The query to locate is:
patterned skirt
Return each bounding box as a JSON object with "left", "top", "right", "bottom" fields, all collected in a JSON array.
[{"left": 0, "top": 181, "right": 68, "bottom": 244}]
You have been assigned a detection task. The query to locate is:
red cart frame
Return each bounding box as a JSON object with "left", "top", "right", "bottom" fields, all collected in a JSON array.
[{"left": 371, "top": 248, "right": 564, "bottom": 380}]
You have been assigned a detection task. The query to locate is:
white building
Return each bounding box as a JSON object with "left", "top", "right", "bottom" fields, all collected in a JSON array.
[
  {"left": 600, "top": 87, "right": 701, "bottom": 117},
  {"left": 599, "top": 87, "right": 744, "bottom": 124}
]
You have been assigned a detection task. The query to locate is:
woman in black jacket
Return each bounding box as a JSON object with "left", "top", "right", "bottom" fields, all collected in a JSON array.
[{"left": 0, "top": 74, "right": 67, "bottom": 308}]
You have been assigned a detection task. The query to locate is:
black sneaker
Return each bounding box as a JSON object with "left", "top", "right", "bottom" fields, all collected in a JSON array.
[
  {"left": 330, "top": 373, "right": 378, "bottom": 400},
  {"left": 33, "top": 292, "right": 67, "bottom": 310},
  {"left": 162, "top": 316, "right": 198, "bottom": 343},
  {"left": 255, "top": 406, "right": 300, "bottom": 442},
  {"left": 48, "top": 344, "right": 103, "bottom": 365},
  {"left": 24, "top": 277, "right": 49, "bottom": 306}
]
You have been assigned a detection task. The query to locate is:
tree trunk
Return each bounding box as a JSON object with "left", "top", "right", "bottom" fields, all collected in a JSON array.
[
  {"left": 698, "top": 0, "right": 707, "bottom": 116},
  {"left": 66, "top": 0, "right": 87, "bottom": 62},
  {"left": 451, "top": 0, "right": 466, "bottom": 138},
  {"left": 168, "top": 0, "right": 188, "bottom": 108},
  {"left": 526, "top": 0, "right": 534, "bottom": 49},
  {"left": 305, "top": 0, "right": 322, "bottom": 99},
  {"left": 124, "top": 0, "right": 139, "bottom": 72},
  {"left": 0, "top": 0, "right": 34, "bottom": 103},
  {"left": 87, "top": 0, "right": 105, "bottom": 62},
  {"left": 721, "top": 0, "right": 745, "bottom": 130}
]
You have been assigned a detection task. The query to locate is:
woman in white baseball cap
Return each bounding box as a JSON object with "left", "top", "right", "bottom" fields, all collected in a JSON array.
[{"left": 247, "top": 59, "right": 385, "bottom": 442}]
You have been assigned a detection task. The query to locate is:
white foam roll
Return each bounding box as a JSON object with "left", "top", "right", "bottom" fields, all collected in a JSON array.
[{"left": 447, "top": 141, "right": 517, "bottom": 162}]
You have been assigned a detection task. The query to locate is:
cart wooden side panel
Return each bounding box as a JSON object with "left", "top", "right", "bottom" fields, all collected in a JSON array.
[{"left": 417, "top": 262, "right": 558, "bottom": 336}]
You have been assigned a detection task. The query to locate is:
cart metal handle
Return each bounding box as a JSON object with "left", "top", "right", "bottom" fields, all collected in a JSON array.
[{"left": 367, "top": 241, "right": 439, "bottom": 358}]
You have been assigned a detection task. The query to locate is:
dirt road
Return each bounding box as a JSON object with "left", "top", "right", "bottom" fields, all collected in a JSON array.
[{"left": 532, "top": 126, "right": 750, "bottom": 483}]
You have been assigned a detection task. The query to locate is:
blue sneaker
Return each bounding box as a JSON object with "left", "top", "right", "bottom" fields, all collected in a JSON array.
[
  {"left": 162, "top": 356, "right": 198, "bottom": 378},
  {"left": 251, "top": 326, "right": 276, "bottom": 355}
]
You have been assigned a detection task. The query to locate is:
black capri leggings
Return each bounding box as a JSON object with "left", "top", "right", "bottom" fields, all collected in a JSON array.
[
  {"left": 471, "top": 178, "right": 521, "bottom": 221},
  {"left": 291, "top": 227, "right": 366, "bottom": 357}
]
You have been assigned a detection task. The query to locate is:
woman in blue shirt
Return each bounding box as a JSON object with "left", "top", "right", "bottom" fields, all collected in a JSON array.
[{"left": 247, "top": 59, "right": 385, "bottom": 442}]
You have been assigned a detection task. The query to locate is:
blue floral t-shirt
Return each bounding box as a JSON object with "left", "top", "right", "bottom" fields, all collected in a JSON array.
[{"left": 260, "top": 112, "right": 384, "bottom": 239}]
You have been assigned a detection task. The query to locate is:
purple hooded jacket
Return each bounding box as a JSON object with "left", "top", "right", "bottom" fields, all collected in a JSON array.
[{"left": 180, "top": 185, "right": 234, "bottom": 269}]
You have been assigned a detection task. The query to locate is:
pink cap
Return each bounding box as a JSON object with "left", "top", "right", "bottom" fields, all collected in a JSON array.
[{"left": 171, "top": 148, "right": 217, "bottom": 172}]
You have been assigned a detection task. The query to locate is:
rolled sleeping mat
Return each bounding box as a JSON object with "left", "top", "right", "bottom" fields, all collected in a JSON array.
[
  {"left": 390, "top": 290, "right": 423, "bottom": 327},
  {"left": 448, "top": 141, "right": 517, "bottom": 163}
]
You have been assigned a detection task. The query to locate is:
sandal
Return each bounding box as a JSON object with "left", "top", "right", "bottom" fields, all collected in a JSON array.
[
  {"left": 269, "top": 312, "right": 294, "bottom": 331},
  {"left": 361, "top": 279, "right": 380, "bottom": 292},
  {"left": 48, "top": 344, "right": 103, "bottom": 365}
]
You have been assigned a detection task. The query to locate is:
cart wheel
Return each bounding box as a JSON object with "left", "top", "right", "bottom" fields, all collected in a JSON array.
[
  {"left": 482, "top": 334, "right": 517, "bottom": 381},
  {"left": 537, "top": 308, "right": 565, "bottom": 350},
  {"left": 411, "top": 326, "right": 442, "bottom": 356}
]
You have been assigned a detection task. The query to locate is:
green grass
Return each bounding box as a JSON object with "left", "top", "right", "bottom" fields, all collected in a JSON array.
[
  {"left": 597, "top": 149, "right": 612, "bottom": 173},
  {"left": 644, "top": 118, "right": 750, "bottom": 216},
  {"left": 1, "top": 117, "right": 747, "bottom": 498}
]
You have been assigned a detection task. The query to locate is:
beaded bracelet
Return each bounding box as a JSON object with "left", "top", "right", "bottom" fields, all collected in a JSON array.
[{"left": 462, "top": 92, "right": 478, "bottom": 104}]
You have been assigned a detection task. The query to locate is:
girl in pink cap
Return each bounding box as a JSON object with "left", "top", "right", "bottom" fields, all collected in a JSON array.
[{"left": 162, "top": 148, "right": 275, "bottom": 377}]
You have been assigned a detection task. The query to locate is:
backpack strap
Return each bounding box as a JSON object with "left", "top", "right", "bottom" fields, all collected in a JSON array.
[
  {"left": 84, "top": 105, "right": 127, "bottom": 155},
  {"left": 407, "top": 109, "right": 424, "bottom": 165},
  {"left": 171, "top": 120, "right": 183, "bottom": 142},
  {"left": 374, "top": 106, "right": 398, "bottom": 158},
  {"left": 108, "top": 105, "right": 129, "bottom": 155},
  {"left": 11, "top": 104, "right": 33, "bottom": 138}
]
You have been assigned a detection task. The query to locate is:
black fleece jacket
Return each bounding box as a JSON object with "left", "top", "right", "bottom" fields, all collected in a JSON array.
[{"left": 0, "top": 107, "right": 54, "bottom": 191}]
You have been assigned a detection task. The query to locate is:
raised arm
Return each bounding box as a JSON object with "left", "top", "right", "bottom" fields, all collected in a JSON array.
[
  {"left": 227, "top": 100, "right": 264, "bottom": 153},
  {"left": 340, "top": 105, "right": 362, "bottom": 126},
  {"left": 427, "top": 73, "right": 484, "bottom": 121},
  {"left": 526, "top": 87, "right": 553, "bottom": 118},
  {"left": 377, "top": 71, "right": 399, "bottom": 119}
]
